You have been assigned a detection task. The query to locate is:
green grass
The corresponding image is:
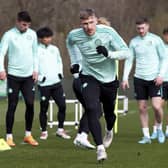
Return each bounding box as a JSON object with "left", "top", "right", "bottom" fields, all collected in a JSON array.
[{"left": 0, "top": 99, "right": 168, "bottom": 168}]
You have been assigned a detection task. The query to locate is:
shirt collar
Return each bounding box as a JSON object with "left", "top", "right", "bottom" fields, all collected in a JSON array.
[
  {"left": 139, "top": 32, "right": 150, "bottom": 39},
  {"left": 14, "top": 27, "right": 28, "bottom": 34},
  {"left": 39, "top": 43, "right": 50, "bottom": 48}
]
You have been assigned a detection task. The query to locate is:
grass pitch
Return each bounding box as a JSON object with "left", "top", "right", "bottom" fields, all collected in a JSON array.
[{"left": 0, "top": 99, "right": 168, "bottom": 168}]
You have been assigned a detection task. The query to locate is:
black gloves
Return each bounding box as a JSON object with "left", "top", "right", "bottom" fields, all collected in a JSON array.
[
  {"left": 96, "top": 46, "right": 108, "bottom": 57},
  {"left": 39, "top": 76, "right": 46, "bottom": 83},
  {"left": 42, "top": 76, "right": 46, "bottom": 83},
  {"left": 70, "top": 64, "right": 80, "bottom": 74},
  {"left": 58, "top": 73, "right": 63, "bottom": 80}
]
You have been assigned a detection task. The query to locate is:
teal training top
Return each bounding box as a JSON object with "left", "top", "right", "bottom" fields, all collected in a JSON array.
[
  {"left": 123, "top": 32, "right": 168, "bottom": 81},
  {"left": 37, "top": 43, "right": 63, "bottom": 86},
  {"left": 164, "top": 43, "right": 168, "bottom": 81},
  {"left": 0, "top": 27, "right": 38, "bottom": 77},
  {"left": 66, "top": 24, "right": 131, "bottom": 83}
]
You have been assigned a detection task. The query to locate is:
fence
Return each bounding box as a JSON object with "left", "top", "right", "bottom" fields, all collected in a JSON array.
[{"left": 47, "top": 95, "right": 128, "bottom": 129}]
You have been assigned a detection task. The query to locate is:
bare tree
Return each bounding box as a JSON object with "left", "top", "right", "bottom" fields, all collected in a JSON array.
[{"left": 0, "top": 0, "right": 168, "bottom": 77}]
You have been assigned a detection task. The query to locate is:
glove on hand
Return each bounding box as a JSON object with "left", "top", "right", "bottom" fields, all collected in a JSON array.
[
  {"left": 70, "top": 64, "right": 80, "bottom": 74},
  {"left": 58, "top": 73, "right": 63, "bottom": 80},
  {"left": 96, "top": 46, "right": 108, "bottom": 57}
]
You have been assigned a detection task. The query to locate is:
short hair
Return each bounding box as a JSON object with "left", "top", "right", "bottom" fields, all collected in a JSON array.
[
  {"left": 17, "top": 11, "right": 31, "bottom": 22},
  {"left": 98, "top": 17, "right": 111, "bottom": 26},
  {"left": 135, "top": 17, "right": 149, "bottom": 25},
  {"left": 163, "top": 28, "right": 168, "bottom": 35},
  {"left": 79, "top": 8, "right": 96, "bottom": 20},
  {"left": 36, "top": 27, "right": 53, "bottom": 38}
]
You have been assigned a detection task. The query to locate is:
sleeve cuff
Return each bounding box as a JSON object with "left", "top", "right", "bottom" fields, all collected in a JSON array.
[{"left": 73, "top": 73, "right": 79, "bottom": 78}]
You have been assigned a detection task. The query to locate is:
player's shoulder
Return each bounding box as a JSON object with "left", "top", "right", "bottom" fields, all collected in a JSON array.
[
  {"left": 49, "top": 44, "right": 59, "bottom": 50},
  {"left": 49, "top": 44, "right": 60, "bottom": 54},
  {"left": 68, "top": 28, "right": 83, "bottom": 36},
  {"left": 145, "top": 32, "right": 164, "bottom": 46},
  {"left": 148, "top": 32, "right": 162, "bottom": 41},
  {"left": 96, "top": 24, "right": 117, "bottom": 33},
  {"left": 129, "top": 35, "right": 139, "bottom": 46},
  {"left": 2, "top": 27, "right": 15, "bottom": 36},
  {"left": 0, "top": 28, "right": 20, "bottom": 41},
  {"left": 27, "top": 28, "right": 36, "bottom": 35},
  {"left": 67, "top": 28, "right": 86, "bottom": 43},
  {"left": 130, "top": 34, "right": 142, "bottom": 43},
  {"left": 131, "top": 34, "right": 139, "bottom": 41}
]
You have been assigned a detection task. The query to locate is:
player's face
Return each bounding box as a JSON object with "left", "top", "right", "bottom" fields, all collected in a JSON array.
[
  {"left": 163, "top": 33, "right": 168, "bottom": 44},
  {"left": 16, "top": 21, "right": 31, "bottom": 33},
  {"left": 40, "top": 37, "right": 52, "bottom": 46},
  {"left": 80, "top": 16, "right": 97, "bottom": 36},
  {"left": 136, "top": 23, "right": 149, "bottom": 37}
]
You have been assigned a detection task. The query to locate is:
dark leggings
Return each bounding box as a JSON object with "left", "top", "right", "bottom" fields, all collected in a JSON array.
[
  {"left": 39, "top": 83, "right": 66, "bottom": 131},
  {"left": 6, "top": 75, "right": 35, "bottom": 133},
  {"left": 73, "top": 78, "right": 102, "bottom": 134},
  {"left": 80, "top": 75, "right": 118, "bottom": 145}
]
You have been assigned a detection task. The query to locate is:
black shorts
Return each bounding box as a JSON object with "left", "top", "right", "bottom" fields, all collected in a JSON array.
[
  {"left": 134, "top": 77, "right": 162, "bottom": 100},
  {"left": 162, "top": 82, "right": 168, "bottom": 100}
]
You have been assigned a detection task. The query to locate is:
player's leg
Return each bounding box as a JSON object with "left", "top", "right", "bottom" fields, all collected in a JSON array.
[
  {"left": 81, "top": 75, "right": 107, "bottom": 161},
  {"left": 38, "top": 86, "right": 50, "bottom": 140},
  {"left": 134, "top": 77, "right": 151, "bottom": 144},
  {"left": 73, "top": 78, "right": 95, "bottom": 149},
  {"left": 165, "top": 104, "right": 168, "bottom": 137},
  {"left": 150, "top": 119, "right": 158, "bottom": 140},
  {"left": 150, "top": 81, "right": 165, "bottom": 143},
  {"left": 6, "top": 75, "right": 20, "bottom": 146},
  {"left": 100, "top": 79, "right": 118, "bottom": 148},
  {"left": 161, "top": 82, "right": 168, "bottom": 137},
  {"left": 137, "top": 100, "right": 152, "bottom": 144},
  {"left": 151, "top": 82, "right": 167, "bottom": 139},
  {"left": 73, "top": 78, "right": 89, "bottom": 134},
  {"left": 21, "top": 76, "right": 38, "bottom": 146},
  {"left": 52, "top": 84, "right": 70, "bottom": 139},
  {"left": 151, "top": 97, "right": 165, "bottom": 143}
]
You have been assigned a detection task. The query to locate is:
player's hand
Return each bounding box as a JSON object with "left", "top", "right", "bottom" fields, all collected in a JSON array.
[
  {"left": 41, "top": 76, "right": 46, "bottom": 83},
  {"left": 70, "top": 64, "right": 80, "bottom": 74},
  {"left": 38, "top": 76, "right": 46, "bottom": 83},
  {"left": 32, "top": 71, "right": 38, "bottom": 82},
  {"left": 154, "top": 76, "right": 163, "bottom": 86},
  {"left": 96, "top": 46, "right": 108, "bottom": 57},
  {"left": 58, "top": 73, "right": 63, "bottom": 80},
  {"left": 0, "top": 71, "right": 7, "bottom": 80},
  {"left": 121, "top": 80, "right": 129, "bottom": 90}
]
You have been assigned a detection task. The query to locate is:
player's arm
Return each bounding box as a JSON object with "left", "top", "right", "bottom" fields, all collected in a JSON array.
[
  {"left": 96, "top": 28, "right": 131, "bottom": 60},
  {"left": 66, "top": 34, "right": 82, "bottom": 78},
  {"left": 121, "top": 42, "right": 135, "bottom": 90},
  {"left": 0, "top": 32, "right": 10, "bottom": 80},
  {"left": 157, "top": 37, "right": 168, "bottom": 78},
  {"left": 56, "top": 47, "right": 64, "bottom": 80},
  {"left": 32, "top": 33, "right": 38, "bottom": 82}
]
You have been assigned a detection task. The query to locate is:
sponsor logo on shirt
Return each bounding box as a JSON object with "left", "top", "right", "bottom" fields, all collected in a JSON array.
[
  {"left": 41, "top": 96, "right": 46, "bottom": 101},
  {"left": 95, "top": 39, "right": 102, "bottom": 46},
  {"left": 82, "top": 82, "right": 88, "bottom": 88},
  {"left": 27, "top": 35, "right": 32, "bottom": 40},
  {"left": 50, "top": 49, "right": 55, "bottom": 54},
  {"left": 32, "top": 86, "right": 35, "bottom": 92},
  {"left": 147, "top": 40, "right": 153, "bottom": 46},
  {"left": 157, "top": 89, "right": 161, "bottom": 96},
  {"left": 8, "top": 88, "right": 13, "bottom": 94}
]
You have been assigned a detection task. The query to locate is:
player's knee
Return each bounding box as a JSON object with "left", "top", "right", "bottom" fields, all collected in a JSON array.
[
  {"left": 8, "top": 101, "right": 17, "bottom": 111},
  {"left": 58, "top": 102, "right": 66, "bottom": 111},
  {"left": 139, "top": 104, "right": 147, "bottom": 113},
  {"left": 25, "top": 101, "right": 34, "bottom": 110},
  {"left": 85, "top": 103, "right": 97, "bottom": 114},
  {"left": 152, "top": 104, "right": 162, "bottom": 112}
]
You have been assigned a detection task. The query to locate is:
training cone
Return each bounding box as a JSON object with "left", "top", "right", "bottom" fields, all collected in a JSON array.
[{"left": 0, "top": 138, "right": 11, "bottom": 151}]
